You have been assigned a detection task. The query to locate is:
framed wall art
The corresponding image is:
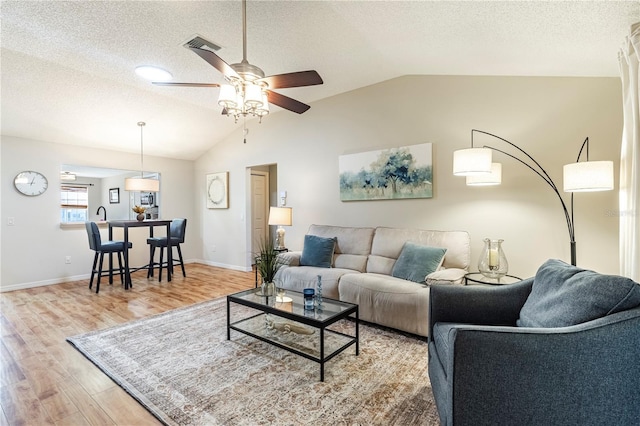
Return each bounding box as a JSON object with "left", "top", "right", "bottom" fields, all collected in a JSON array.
[
  {"left": 109, "top": 187, "right": 120, "bottom": 204},
  {"left": 339, "top": 143, "right": 433, "bottom": 201},
  {"left": 206, "top": 172, "right": 229, "bottom": 209}
]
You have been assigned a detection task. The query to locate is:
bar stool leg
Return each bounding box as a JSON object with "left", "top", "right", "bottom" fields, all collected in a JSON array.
[
  {"left": 89, "top": 252, "right": 99, "bottom": 291},
  {"left": 176, "top": 245, "right": 186, "bottom": 277},
  {"left": 96, "top": 253, "right": 105, "bottom": 294}
]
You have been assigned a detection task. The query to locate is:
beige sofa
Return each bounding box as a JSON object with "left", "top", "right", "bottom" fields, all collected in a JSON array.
[{"left": 275, "top": 224, "right": 471, "bottom": 337}]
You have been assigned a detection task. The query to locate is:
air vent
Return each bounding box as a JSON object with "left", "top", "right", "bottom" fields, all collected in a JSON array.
[{"left": 183, "top": 35, "right": 222, "bottom": 52}]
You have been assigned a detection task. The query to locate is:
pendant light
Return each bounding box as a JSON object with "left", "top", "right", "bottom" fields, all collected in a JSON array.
[{"left": 125, "top": 122, "right": 160, "bottom": 192}]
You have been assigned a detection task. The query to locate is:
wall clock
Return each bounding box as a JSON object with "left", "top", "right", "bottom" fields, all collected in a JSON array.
[
  {"left": 14, "top": 171, "right": 48, "bottom": 196},
  {"left": 206, "top": 172, "right": 229, "bottom": 209}
]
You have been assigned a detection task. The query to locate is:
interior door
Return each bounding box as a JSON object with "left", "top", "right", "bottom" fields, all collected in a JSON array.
[{"left": 250, "top": 171, "right": 269, "bottom": 258}]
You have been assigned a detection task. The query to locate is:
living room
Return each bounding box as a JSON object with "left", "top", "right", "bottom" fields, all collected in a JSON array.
[{"left": 2, "top": 1, "right": 640, "bottom": 424}]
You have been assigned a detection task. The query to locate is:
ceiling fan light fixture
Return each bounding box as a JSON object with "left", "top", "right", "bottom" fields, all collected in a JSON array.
[
  {"left": 135, "top": 66, "right": 173, "bottom": 82},
  {"left": 256, "top": 92, "right": 270, "bottom": 117},
  {"left": 218, "top": 84, "right": 237, "bottom": 108},
  {"left": 244, "top": 84, "right": 263, "bottom": 108}
]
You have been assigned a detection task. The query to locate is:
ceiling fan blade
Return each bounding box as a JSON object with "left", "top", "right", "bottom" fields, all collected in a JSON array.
[
  {"left": 187, "top": 46, "right": 240, "bottom": 80},
  {"left": 258, "top": 70, "right": 323, "bottom": 89},
  {"left": 152, "top": 82, "right": 220, "bottom": 87},
  {"left": 267, "top": 90, "right": 311, "bottom": 114}
]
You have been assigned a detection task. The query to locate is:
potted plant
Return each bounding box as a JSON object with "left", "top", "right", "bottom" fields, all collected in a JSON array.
[
  {"left": 132, "top": 205, "right": 146, "bottom": 221},
  {"left": 255, "top": 236, "right": 285, "bottom": 296}
]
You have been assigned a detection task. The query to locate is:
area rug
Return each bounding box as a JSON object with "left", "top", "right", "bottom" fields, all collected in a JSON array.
[{"left": 67, "top": 297, "right": 439, "bottom": 425}]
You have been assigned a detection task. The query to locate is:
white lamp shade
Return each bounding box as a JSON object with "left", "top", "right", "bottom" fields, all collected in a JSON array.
[
  {"left": 218, "top": 84, "right": 237, "bottom": 108},
  {"left": 256, "top": 92, "right": 270, "bottom": 116},
  {"left": 453, "top": 148, "right": 493, "bottom": 176},
  {"left": 244, "top": 84, "right": 263, "bottom": 108},
  {"left": 563, "top": 161, "right": 614, "bottom": 192},
  {"left": 268, "top": 207, "right": 292, "bottom": 226},
  {"left": 125, "top": 177, "right": 160, "bottom": 192},
  {"left": 466, "top": 163, "right": 502, "bottom": 186}
]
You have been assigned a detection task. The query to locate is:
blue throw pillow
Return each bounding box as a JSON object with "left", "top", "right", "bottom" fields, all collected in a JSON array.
[
  {"left": 391, "top": 242, "right": 447, "bottom": 283},
  {"left": 300, "top": 234, "right": 336, "bottom": 268},
  {"left": 517, "top": 259, "right": 640, "bottom": 327}
]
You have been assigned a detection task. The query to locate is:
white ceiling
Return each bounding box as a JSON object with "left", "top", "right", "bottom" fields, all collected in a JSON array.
[{"left": 2, "top": 1, "right": 638, "bottom": 160}]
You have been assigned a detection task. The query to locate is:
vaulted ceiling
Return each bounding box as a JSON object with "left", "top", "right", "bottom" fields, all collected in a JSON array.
[{"left": 2, "top": 1, "right": 638, "bottom": 160}]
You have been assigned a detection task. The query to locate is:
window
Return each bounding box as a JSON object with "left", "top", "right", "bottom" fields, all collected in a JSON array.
[{"left": 61, "top": 185, "right": 88, "bottom": 223}]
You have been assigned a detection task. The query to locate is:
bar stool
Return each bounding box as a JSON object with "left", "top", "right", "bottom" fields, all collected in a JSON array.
[
  {"left": 147, "top": 218, "right": 187, "bottom": 281},
  {"left": 85, "top": 221, "right": 132, "bottom": 293}
]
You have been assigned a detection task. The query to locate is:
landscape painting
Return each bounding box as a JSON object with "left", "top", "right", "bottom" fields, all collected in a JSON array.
[{"left": 339, "top": 143, "right": 433, "bottom": 201}]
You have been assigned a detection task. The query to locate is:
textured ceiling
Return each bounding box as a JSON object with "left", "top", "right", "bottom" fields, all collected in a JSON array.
[{"left": 2, "top": 1, "right": 638, "bottom": 160}]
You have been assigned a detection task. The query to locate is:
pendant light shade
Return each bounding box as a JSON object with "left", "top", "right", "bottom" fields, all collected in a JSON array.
[
  {"left": 453, "top": 148, "right": 493, "bottom": 176},
  {"left": 563, "top": 160, "right": 614, "bottom": 192},
  {"left": 124, "top": 122, "right": 159, "bottom": 192},
  {"left": 125, "top": 177, "right": 160, "bottom": 192}
]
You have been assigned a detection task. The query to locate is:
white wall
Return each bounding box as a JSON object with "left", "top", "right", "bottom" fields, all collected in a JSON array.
[
  {"left": 1, "top": 136, "right": 198, "bottom": 290},
  {"left": 196, "top": 75, "right": 622, "bottom": 278}
]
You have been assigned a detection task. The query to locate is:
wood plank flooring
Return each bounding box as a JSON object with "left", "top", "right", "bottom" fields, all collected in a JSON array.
[{"left": 0, "top": 264, "right": 255, "bottom": 425}]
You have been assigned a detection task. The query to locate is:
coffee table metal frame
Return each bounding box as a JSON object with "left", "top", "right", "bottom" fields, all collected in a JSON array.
[{"left": 227, "top": 289, "right": 359, "bottom": 381}]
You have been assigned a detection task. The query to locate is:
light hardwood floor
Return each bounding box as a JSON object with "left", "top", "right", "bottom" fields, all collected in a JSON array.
[{"left": 0, "top": 264, "right": 255, "bottom": 425}]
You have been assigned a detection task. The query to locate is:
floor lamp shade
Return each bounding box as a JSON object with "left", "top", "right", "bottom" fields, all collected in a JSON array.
[
  {"left": 563, "top": 161, "right": 614, "bottom": 192},
  {"left": 125, "top": 177, "right": 160, "bottom": 192},
  {"left": 466, "top": 163, "right": 502, "bottom": 186},
  {"left": 453, "top": 148, "right": 493, "bottom": 176}
]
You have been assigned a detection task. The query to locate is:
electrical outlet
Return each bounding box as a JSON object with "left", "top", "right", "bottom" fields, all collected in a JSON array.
[
  {"left": 7, "top": 217, "right": 15, "bottom": 226},
  {"left": 65, "top": 256, "right": 71, "bottom": 264},
  {"left": 211, "top": 245, "right": 216, "bottom": 252}
]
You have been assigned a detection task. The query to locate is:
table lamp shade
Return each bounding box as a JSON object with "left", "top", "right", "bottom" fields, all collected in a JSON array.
[
  {"left": 268, "top": 207, "right": 292, "bottom": 226},
  {"left": 563, "top": 161, "right": 614, "bottom": 192}
]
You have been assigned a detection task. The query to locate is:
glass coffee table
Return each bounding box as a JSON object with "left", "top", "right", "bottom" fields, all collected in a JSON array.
[{"left": 227, "top": 289, "right": 359, "bottom": 381}]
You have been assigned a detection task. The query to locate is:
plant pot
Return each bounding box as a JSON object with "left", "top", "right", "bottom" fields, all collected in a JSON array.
[{"left": 136, "top": 213, "right": 145, "bottom": 222}]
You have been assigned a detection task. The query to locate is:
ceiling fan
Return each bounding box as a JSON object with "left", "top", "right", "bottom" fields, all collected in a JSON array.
[{"left": 153, "top": 0, "right": 323, "bottom": 121}]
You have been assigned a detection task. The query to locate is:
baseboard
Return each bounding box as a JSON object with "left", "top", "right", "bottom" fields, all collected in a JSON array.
[
  {"left": 197, "top": 259, "right": 252, "bottom": 273},
  {"left": 0, "top": 260, "right": 251, "bottom": 293}
]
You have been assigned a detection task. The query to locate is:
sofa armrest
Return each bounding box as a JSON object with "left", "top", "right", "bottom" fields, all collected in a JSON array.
[
  {"left": 428, "top": 278, "right": 533, "bottom": 341},
  {"left": 426, "top": 268, "right": 467, "bottom": 285},
  {"left": 277, "top": 251, "right": 301, "bottom": 266},
  {"left": 433, "top": 308, "right": 640, "bottom": 425}
]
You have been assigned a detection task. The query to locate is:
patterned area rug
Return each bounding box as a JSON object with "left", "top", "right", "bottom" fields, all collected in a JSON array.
[{"left": 67, "top": 297, "right": 439, "bottom": 425}]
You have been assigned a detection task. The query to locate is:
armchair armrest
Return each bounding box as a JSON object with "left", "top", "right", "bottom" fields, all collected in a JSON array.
[
  {"left": 433, "top": 308, "right": 640, "bottom": 425},
  {"left": 428, "top": 278, "right": 533, "bottom": 341}
]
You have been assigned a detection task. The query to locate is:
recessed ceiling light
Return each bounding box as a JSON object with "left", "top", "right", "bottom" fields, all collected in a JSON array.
[{"left": 135, "top": 66, "right": 173, "bottom": 82}]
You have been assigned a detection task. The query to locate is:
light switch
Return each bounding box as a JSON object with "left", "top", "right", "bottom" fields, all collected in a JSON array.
[{"left": 7, "top": 217, "right": 15, "bottom": 226}]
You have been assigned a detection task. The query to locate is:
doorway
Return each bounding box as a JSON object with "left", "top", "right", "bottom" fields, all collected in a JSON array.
[{"left": 250, "top": 169, "right": 269, "bottom": 257}]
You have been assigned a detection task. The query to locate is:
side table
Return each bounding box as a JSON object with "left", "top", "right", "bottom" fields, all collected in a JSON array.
[
  {"left": 254, "top": 247, "right": 288, "bottom": 287},
  {"left": 464, "top": 272, "right": 522, "bottom": 286}
]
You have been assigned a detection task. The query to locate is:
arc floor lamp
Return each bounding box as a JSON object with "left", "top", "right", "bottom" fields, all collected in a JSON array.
[{"left": 453, "top": 129, "right": 614, "bottom": 266}]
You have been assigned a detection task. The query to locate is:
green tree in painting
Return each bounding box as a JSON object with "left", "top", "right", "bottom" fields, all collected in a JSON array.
[{"left": 370, "top": 148, "right": 415, "bottom": 194}]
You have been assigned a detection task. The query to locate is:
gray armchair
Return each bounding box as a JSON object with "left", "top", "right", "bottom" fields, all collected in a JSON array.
[{"left": 428, "top": 277, "right": 640, "bottom": 426}]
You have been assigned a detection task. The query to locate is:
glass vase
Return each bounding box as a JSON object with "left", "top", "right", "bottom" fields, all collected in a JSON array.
[
  {"left": 261, "top": 281, "right": 275, "bottom": 297},
  {"left": 478, "top": 238, "right": 508, "bottom": 279}
]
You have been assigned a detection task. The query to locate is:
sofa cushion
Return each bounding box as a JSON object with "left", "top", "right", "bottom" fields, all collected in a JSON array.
[
  {"left": 339, "top": 273, "right": 432, "bottom": 337},
  {"left": 368, "top": 227, "right": 471, "bottom": 274},
  {"left": 391, "top": 242, "right": 447, "bottom": 283},
  {"left": 300, "top": 234, "right": 336, "bottom": 268},
  {"left": 517, "top": 259, "right": 640, "bottom": 327},
  {"left": 308, "top": 224, "right": 374, "bottom": 273}
]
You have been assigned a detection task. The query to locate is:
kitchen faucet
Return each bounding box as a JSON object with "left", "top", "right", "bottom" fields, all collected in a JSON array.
[{"left": 96, "top": 206, "right": 107, "bottom": 221}]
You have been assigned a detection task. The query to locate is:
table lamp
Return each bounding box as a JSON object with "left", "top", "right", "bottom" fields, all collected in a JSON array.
[{"left": 268, "top": 207, "right": 292, "bottom": 250}]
